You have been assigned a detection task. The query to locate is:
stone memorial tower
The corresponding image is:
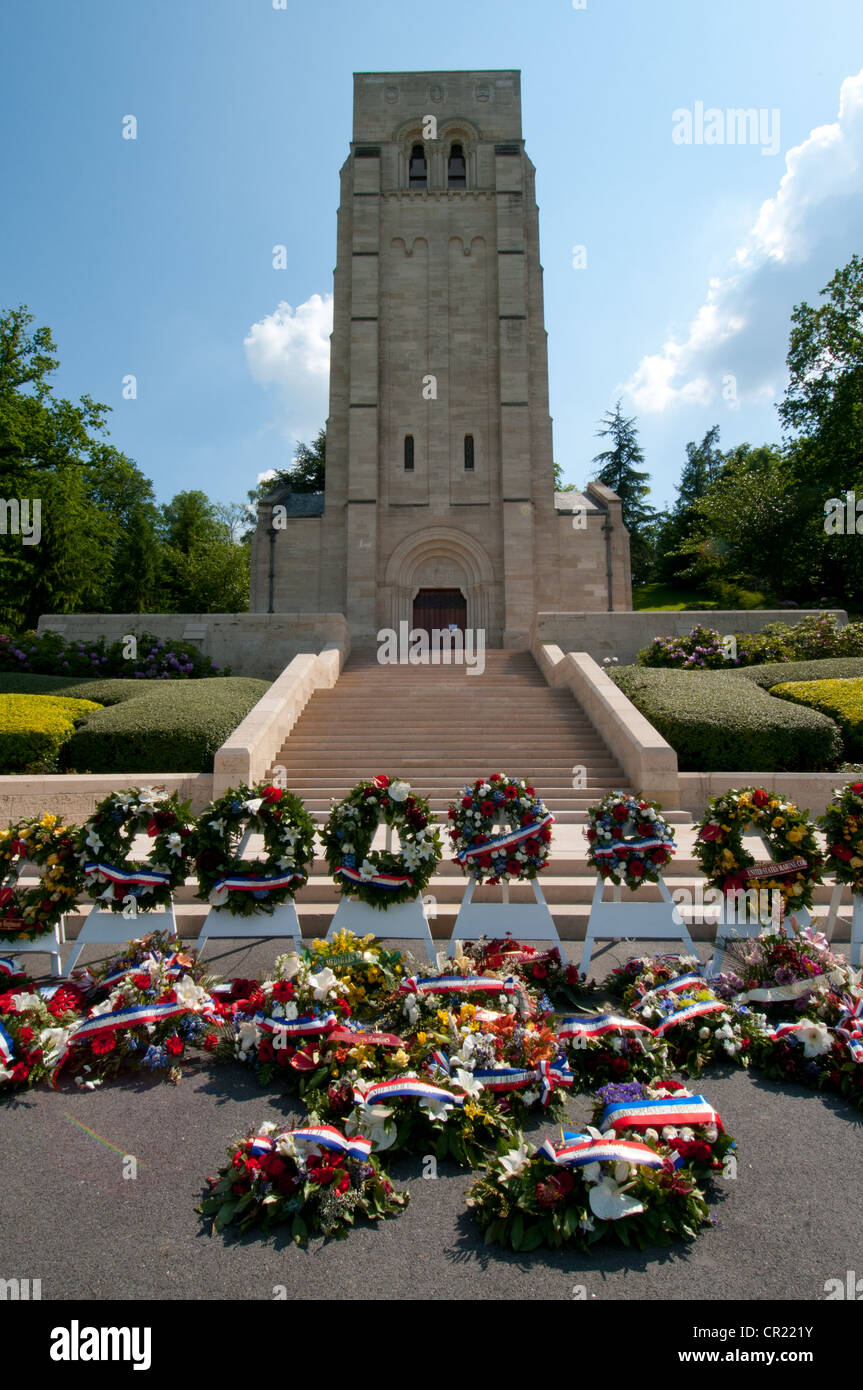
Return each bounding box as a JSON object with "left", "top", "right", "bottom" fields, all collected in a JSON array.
[{"left": 251, "top": 70, "right": 632, "bottom": 644}]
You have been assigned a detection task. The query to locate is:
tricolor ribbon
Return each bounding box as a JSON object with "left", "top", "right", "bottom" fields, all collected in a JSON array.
[
  {"left": 356, "top": 1076, "right": 464, "bottom": 1108},
  {"left": 471, "top": 1060, "right": 574, "bottom": 1106},
  {"left": 558, "top": 1013, "right": 654, "bottom": 1040},
  {"left": 429, "top": 1049, "right": 451, "bottom": 1075},
  {"left": 338, "top": 866, "right": 413, "bottom": 889},
  {"left": 636, "top": 971, "right": 704, "bottom": 997},
  {"left": 399, "top": 974, "right": 517, "bottom": 997},
  {"left": 84, "top": 861, "right": 171, "bottom": 887},
  {"left": 651, "top": 1000, "right": 728, "bottom": 1035},
  {"left": 593, "top": 836, "right": 675, "bottom": 859},
  {"left": 536, "top": 1132, "right": 674, "bottom": 1170},
  {"left": 50, "top": 999, "right": 194, "bottom": 1086},
  {"left": 0, "top": 957, "right": 21, "bottom": 979},
  {"left": 211, "top": 870, "right": 303, "bottom": 899},
  {"left": 256, "top": 1011, "right": 338, "bottom": 1043},
  {"left": 600, "top": 1096, "right": 723, "bottom": 1133},
  {"left": 0, "top": 1019, "right": 15, "bottom": 1065},
  {"left": 252, "top": 1125, "right": 372, "bottom": 1162},
  {"left": 456, "top": 813, "right": 554, "bottom": 864}
]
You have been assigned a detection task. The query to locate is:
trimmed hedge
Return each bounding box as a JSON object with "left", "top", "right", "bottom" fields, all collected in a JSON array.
[
  {"left": 733, "top": 658, "right": 863, "bottom": 690},
  {"left": 0, "top": 674, "right": 270, "bottom": 773},
  {"left": 770, "top": 678, "right": 863, "bottom": 761},
  {"left": 0, "top": 693, "right": 103, "bottom": 773},
  {"left": 610, "top": 666, "right": 843, "bottom": 771},
  {"left": 63, "top": 678, "right": 270, "bottom": 773}
]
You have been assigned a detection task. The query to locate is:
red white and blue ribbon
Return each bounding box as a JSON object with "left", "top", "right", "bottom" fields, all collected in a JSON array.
[
  {"left": 637, "top": 972, "right": 704, "bottom": 997},
  {"left": 593, "top": 835, "right": 674, "bottom": 859},
  {"left": 0, "top": 957, "right": 21, "bottom": 979},
  {"left": 600, "top": 1096, "right": 723, "bottom": 1133},
  {"left": 765, "top": 1021, "right": 810, "bottom": 1041},
  {"left": 84, "top": 860, "right": 171, "bottom": 887},
  {"left": 651, "top": 1000, "right": 727, "bottom": 1034},
  {"left": 558, "top": 1013, "right": 654, "bottom": 1040},
  {"left": 256, "top": 1012, "right": 337, "bottom": 1042},
  {"left": 257, "top": 1125, "right": 372, "bottom": 1161},
  {"left": 471, "top": 1060, "right": 573, "bottom": 1106},
  {"left": 399, "top": 974, "right": 517, "bottom": 997},
  {"left": 338, "top": 866, "right": 413, "bottom": 889},
  {"left": 0, "top": 1020, "right": 15, "bottom": 1065},
  {"left": 50, "top": 999, "right": 193, "bottom": 1085},
  {"left": 456, "top": 814, "right": 554, "bottom": 864},
  {"left": 836, "top": 1027, "right": 863, "bottom": 1063},
  {"left": 357, "top": 1076, "right": 464, "bottom": 1108},
  {"left": 536, "top": 1133, "right": 671, "bottom": 1170},
  {"left": 428, "top": 1049, "right": 452, "bottom": 1075},
  {"left": 838, "top": 994, "right": 863, "bottom": 1032},
  {"left": 212, "top": 871, "right": 303, "bottom": 896}
]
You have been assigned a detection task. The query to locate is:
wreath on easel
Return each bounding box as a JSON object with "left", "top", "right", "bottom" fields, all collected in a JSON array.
[
  {"left": 585, "top": 792, "right": 676, "bottom": 891},
  {"left": 693, "top": 787, "right": 822, "bottom": 916},
  {"left": 77, "top": 788, "right": 196, "bottom": 913},
  {"left": 819, "top": 781, "right": 863, "bottom": 893},
  {"left": 446, "top": 775, "right": 554, "bottom": 886},
  {"left": 191, "top": 783, "right": 317, "bottom": 916},
  {"left": 322, "top": 775, "right": 441, "bottom": 910},
  {"left": 0, "top": 814, "right": 84, "bottom": 942}
]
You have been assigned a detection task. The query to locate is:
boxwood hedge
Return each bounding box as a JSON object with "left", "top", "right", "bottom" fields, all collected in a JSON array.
[
  {"left": 0, "top": 693, "right": 103, "bottom": 773},
  {"left": 0, "top": 674, "right": 271, "bottom": 774},
  {"left": 610, "top": 665, "right": 843, "bottom": 771},
  {"left": 732, "top": 658, "right": 863, "bottom": 690},
  {"left": 770, "top": 678, "right": 863, "bottom": 762}
]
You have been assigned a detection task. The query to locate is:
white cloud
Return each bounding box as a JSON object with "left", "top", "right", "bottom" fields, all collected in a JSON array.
[
  {"left": 244, "top": 292, "right": 333, "bottom": 439},
  {"left": 625, "top": 68, "right": 863, "bottom": 414}
]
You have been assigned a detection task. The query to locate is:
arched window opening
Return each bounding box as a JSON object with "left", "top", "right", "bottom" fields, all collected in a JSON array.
[
  {"left": 409, "top": 145, "right": 427, "bottom": 188},
  {"left": 404, "top": 435, "right": 415, "bottom": 471},
  {"left": 464, "top": 434, "right": 475, "bottom": 471},
  {"left": 448, "top": 143, "right": 467, "bottom": 188}
]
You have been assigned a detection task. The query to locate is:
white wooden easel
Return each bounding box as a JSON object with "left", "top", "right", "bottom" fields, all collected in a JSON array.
[
  {"left": 195, "top": 826, "right": 304, "bottom": 958},
  {"left": 327, "top": 825, "right": 436, "bottom": 962},
  {"left": 707, "top": 829, "right": 811, "bottom": 974},
  {"left": 822, "top": 880, "right": 863, "bottom": 966},
  {"left": 448, "top": 875, "right": 560, "bottom": 954},
  {"left": 65, "top": 899, "right": 178, "bottom": 973},
  {"left": 7, "top": 923, "right": 64, "bottom": 979},
  {"left": 580, "top": 874, "right": 697, "bottom": 976}
]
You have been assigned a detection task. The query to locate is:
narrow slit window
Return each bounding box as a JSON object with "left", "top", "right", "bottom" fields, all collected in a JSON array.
[
  {"left": 404, "top": 435, "right": 415, "bottom": 471},
  {"left": 408, "top": 144, "right": 427, "bottom": 189},
  {"left": 464, "top": 434, "right": 475, "bottom": 471},
  {"left": 448, "top": 143, "right": 467, "bottom": 188}
]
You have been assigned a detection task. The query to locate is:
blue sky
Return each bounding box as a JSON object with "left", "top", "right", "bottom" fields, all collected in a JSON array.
[{"left": 1, "top": 0, "right": 862, "bottom": 513}]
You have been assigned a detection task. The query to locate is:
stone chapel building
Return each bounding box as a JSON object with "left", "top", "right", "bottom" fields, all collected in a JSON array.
[{"left": 250, "top": 70, "right": 632, "bottom": 646}]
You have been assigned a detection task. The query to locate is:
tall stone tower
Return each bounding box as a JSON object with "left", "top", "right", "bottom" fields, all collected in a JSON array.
[{"left": 251, "top": 70, "right": 631, "bottom": 644}]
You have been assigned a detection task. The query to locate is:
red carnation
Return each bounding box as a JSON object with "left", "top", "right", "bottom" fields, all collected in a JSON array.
[
  {"left": 257, "top": 1038, "right": 275, "bottom": 1062},
  {"left": 612, "top": 805, "right": 628, "bottom": 822},
  {"left": 852, "top": 783, "right": 863, "bottom": 795},
  {"left": 506, "top": 859, "right": 521, "bottom": 876},
  {"left": 564, "top": 965, "right": 579, "bottom": 984},
  {"left": 531, "top": 963, "right": 548, "bottom": 980},
  {"left": 202, "top": 1033, "right": 219, "bottom": 1052},
  {"left": 132, "top": 973, "right": 152, "bottom": 989},
  {"left": 447, "top": 808, "right": 456, "bottom": 820},
  {"left": 90, "top": 1033, "right": 116, "bottom": 1055},
  {"left": 752, "top": 789, "right": 770, "bottom": 808},
  {"left": 461, "top": 796, "right": 473, "bottom": 809},
  {"left": 630, "top": 861, "right": 645, "bottom": 878},
  {"left": 262, "top": 786, "right": 284, "bottom": 803},
  {"left": 586, "top": 828, "right": 597, "bottom": 842},
  {"left": 651, "top": 848, "right": 668, "bottom": 864},
  {"left": 10, "top": 1062, "right": 30, "bottom": 1083},
  {"left": 165, "top": 1034, "right": 184, "bottom": 1057},
  {"left": 505, "top": 785, "right": 517, "bottom": 799},
  {"left": 481, "top": 800, "right": 495, "bottom": 816},
  {"left": 525, "top": 786, "right": 535, "bottom": 795},
  {"left": 832, "top": 844, "right": 854, "bottom": 862},
  {"left": 490, "top": 774, "right": 502, "bottom": 783}
]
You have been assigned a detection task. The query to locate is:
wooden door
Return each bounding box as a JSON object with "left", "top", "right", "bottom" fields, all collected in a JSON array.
[{"left": 412, "top": 588, "right": 467, "bottom": 633}]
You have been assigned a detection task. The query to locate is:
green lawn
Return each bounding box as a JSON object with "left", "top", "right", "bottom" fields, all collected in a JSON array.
[{"left": 632, "top": 583, "right": 768, "bottom": 611}]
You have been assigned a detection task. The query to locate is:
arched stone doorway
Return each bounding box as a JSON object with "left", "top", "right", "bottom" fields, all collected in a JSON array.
[
  {"left": 412, "top": 587, "right": 467, "bottom": 633},
  {"left": 381, "top": 527, "right": 500, "bottom": 643}
]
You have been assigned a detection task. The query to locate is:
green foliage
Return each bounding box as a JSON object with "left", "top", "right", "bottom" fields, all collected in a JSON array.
[
  {"left": 610, "top": 665, "right": 843, "bottom": 771},
  {"left": 61, "top": 677, "right": 270, "bottom": 773},
  {"left": 770, "top": 678, "right": 863, "bottom": 761},
  {"left": 592, "top": 401, "right": 656, "bottom": 584},
  {"left": 0, "top": 628, "right": 226, "bottom": 678},
  {"left": 636, "top": 614, "right": 863, "bottom": 670},
  {"left": 734, "top": 656, "right": 863, "bottom": 689},
  {"left": 0, "top": 693, "right": 102, "bottom": 772}
]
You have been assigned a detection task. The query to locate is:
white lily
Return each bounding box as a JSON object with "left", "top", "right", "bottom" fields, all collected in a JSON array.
[
  {"left": 39, "top": 1026, "right": 73, "bottom": 1066},
  {"left": 275, "top": 953, "right": 301, "bottom": 981},
  {"left": 244, "top": 798, "right": 263, "bottom": 816},
  {"left": 174, "top": 975, "right": 209, "bottom": 1011},
  {"left": 257, "top": 1121, "right": 277, "bottom": 1135},
  {"left": 452, "top": 1067, "right": 484, "bottom": 1099},
  {"left": 498, "top": 1141, "right": 532, "bottom": 1183},
  {"left": 799, "top": 1019, "right": 832, "bottom": 1057},
  {"left": 418, "top": 1097, "right": 455, "bottom": 1124},
  {"left": 308, "top": 967, "right": 338, "bottom": 1001},
  {"left": 11, "top": 993, "right": 41, "bottom": 1013},
  {"left": 588, "top": 1175, "right": 645, "bottom": 1222},
  {"left": 345, "top": 1101, "right": 397, "bottom": 1151},
  {"left": 276, "top": 1132, "right": 297, "bottom": 1159}
]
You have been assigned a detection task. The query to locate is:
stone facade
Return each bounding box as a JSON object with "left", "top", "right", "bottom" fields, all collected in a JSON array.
[{"left": 251, "top": 70, "right": 632, "bottom": 645}]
